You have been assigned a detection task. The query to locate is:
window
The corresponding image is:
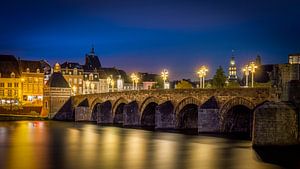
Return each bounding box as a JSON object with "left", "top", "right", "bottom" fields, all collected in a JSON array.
[
  {"left": 79, "top": 79, "right": 82, "bottom": 84},
  {"left": 11, "top": 72, "right": 15, "bottom": 78},
  {"left": 74, "top": 78, "right": 77, "bottom": 84},
  {"left": 8, "top": 83, "right": 12, "bottom": 87},
  {"left": 45, "top": 101, "right": 48, "bottom": 109},
  {"left": 89, "top": 73, "right": 93, "bottom": 81},
  {"left": 8, "top": 90, "right": 12, "bottom": 96},
  {"left": 74, "top": 68, "right": 78, "bottom": 75},
  {"left": 14, "top": 83, "right": 18, "bottom": 87},
  {"left": 29, "top": 77, "right": 33, "bottom": 83},
  {"left": 0, "top": 83, "right": 4, "bottom": 87},
  {"left": 69, "top": 78, "right": 72, "bottom": 84}
]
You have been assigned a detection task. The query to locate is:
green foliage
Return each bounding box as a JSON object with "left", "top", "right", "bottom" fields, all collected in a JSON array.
[
  {"left": 212, "top": 66, "right": 227, "bottom": 88},
  {"left": 175, "top": 80, "right": 193, "bottom": 89},
  {"left": 226, "top": 81, "right": 240, "bottom": 88},
  {"left": 253, "top": 81, "right": 272, "bottom": 88}
]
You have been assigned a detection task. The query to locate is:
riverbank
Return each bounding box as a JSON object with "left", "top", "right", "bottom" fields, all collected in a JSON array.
[{"left": 0, "top": 114, "right": 48, "bottom": 121}]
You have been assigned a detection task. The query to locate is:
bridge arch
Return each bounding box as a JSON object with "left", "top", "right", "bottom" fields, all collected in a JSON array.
[
  {"left": 76, "top": 98, "right": 89, "bottom": 107},
  {"left": 220, "top": 97, "right": 256, "bottom": 137},
  {"left": 175, "top": 97, "right": 201, "bottom": 115},
  {"left": 112, "top": 97, "right": 128, "bottom": 124},
  {"left": 139, "top": 97, "right": 160, "bottom": 114},
  {"left": 175, "top": 97, "right": 201, "bottom": 130}
]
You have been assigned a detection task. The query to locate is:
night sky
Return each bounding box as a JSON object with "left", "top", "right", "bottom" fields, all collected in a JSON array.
[{"left": 0, "top": 0, "right": 300, "bottom": 80}]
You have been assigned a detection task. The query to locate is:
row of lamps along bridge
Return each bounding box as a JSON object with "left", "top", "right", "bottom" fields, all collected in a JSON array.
[{"left": 104, "top": 62, "right": 258, "bottom": 91}]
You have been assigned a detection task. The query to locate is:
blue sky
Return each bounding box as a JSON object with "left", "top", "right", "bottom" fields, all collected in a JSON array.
[{"left": 0, "top": 0, "right": 299, "bottom": 80}]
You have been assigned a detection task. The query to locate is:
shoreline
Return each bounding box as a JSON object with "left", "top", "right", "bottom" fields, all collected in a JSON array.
[{"left": 0, "top": 114, "right": 48, "bottom": 121}]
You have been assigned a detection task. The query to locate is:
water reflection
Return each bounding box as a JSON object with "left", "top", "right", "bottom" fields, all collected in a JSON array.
[{"left": 0, "top": 121, "right": 297, "bottom": 169}]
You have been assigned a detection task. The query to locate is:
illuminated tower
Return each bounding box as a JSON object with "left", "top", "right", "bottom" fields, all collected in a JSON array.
[{"left": 228, "top": 57, "right": 237, "bottom": 81}]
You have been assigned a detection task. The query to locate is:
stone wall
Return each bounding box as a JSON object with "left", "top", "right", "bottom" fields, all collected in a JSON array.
[
  {"left": 253, "top": 102, "right": 299, "bottom": 146},
  {"left": 198, "top": 108, "right": 220, "bottom": 132},
  {"left": 75, "top": 107, "right": 90, "bottom": 121}
]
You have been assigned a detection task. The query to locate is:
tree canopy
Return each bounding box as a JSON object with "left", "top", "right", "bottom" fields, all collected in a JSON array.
[
  {"left": 212, "top": 66, "right": 227, "bottom": 88},
  {"left": 175, "top": 80, "right": 193, "bottom": 89}
]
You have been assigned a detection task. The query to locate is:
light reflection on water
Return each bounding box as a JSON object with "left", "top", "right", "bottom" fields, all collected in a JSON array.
[{"left": 0, "top": 121, "right": 292, "bottom": 169}]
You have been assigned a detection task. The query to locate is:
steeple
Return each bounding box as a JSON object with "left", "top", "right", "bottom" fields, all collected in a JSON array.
[
  {"left": 90, "top": 45, "right": 95, "bottom": 55},
  {"left": 228, "top": 53, "right": 237, "bottom": 81}
]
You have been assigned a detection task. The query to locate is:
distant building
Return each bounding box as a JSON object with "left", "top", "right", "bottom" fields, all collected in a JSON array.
[
  {"left": 288, "top": 53, "right": 300, "bottom": 64},
  {"left": 228, "top": 56, "right": 237, "bottom": 81},
  {"left": 61, "top": 62, "right": 84, "bottom": 95},
  {"left": 43, "top": 63, "right": 71, "bottom": 118},
  {"left": 0, "top": 55, "right": 50, "bottom": 108},
  {"left": 0, "top": 55, "right": 22, "bottom": 106},
  {"left": 19, "top": 60, "right": 45, "bottom": 106}
]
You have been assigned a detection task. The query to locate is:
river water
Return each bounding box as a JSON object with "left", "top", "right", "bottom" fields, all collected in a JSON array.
[{"left": 0, "top": 121, "right": 299, "bottom": 169}]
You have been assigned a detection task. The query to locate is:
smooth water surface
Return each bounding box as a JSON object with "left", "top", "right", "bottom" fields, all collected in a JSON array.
[{"left": 0, "top": 121, "right": 298, "bottom": 169}]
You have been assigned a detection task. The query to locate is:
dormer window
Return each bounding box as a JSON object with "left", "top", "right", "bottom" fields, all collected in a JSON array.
[
  {"left": 26, "top": 68, "right": 30, "bottom": 73},
  {"left": 11, "top": 72, "right": 15, "bottom": 78},
  {"left": 37, "top": 68, "right": 40, "bottom": 73},
  {"left": 89, "top": 73, "right": 93, "bottom": 81},
  {"left": 74, "top": 68, "right": 78, "bottom": 75}
]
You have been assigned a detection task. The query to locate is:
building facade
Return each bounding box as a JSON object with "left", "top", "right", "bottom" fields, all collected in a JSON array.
[
  {"left": 19, "top": 60, "right": 45, "bottom": 106},
  {"left": 289, "top": 53, "right": 300, "bottom": 64},
  {"left": 61, "top": 62, "right": 84, "bottom": 95},
  {"left": 43, "top": 64, "right": 71, "bottom": 117},
  {"left": 0, "top": 55, "right": 50, "bottom": 108}
]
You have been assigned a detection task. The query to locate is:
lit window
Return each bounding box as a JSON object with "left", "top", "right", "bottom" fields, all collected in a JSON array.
[{"left": 11, "top": 72, "right": 15, "bottom": 78}]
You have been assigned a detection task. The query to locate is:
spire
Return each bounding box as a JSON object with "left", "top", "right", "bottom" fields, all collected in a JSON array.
[{"left": 90, "top": 45, "right": 95, "bottom": 55}]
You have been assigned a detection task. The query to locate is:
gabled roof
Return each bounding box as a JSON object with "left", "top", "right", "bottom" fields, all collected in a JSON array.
[
  {"left": 20, "top": 60, "right": 44, "bottom": 73},
  {"left": 46, "top": 72, "right": 70, "bottom": 88},
  {"left": 61, "top": 62, "right": 83, "bottom": 69},
  {"left": 0, "top": 55, "right": 21, "bottom": 78}
]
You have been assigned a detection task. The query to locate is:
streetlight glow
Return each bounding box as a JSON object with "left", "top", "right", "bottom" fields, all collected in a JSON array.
[
  {"left": 197, "top": 66, "right": 208, "bottom": 88},
  {"left": 161, "top": 69, "right": 169, "bottom": 89},
  {"left": 249, "top": 62, "right": 258, "bottom": 88}
]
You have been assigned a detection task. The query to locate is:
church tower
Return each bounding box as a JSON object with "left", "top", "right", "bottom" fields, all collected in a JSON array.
[{"left": 228, "top": 56, "right": 238, "bottom": 81}]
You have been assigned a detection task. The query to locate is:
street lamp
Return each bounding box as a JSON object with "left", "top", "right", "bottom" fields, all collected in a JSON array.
[
  {"left": 249, "top": 62, "right": 258, "bottom": 88},
  {"left": 107, "top": 76, "right": 112, "bottom": 92},
  {"left": 197, "top": 66, "right": 208, "bottom": 88},
  {"left": 72, "top": 86, "right": 77, "bottom": 95},
  {"left": 243, "top": 65, "right": 251, "bottom": 87},
  {"left": 130, "top": 73, "right": 137, "bottom": 90},
  {"left": 85, "top": 80, "right": 90, "bottom": 94},
  {"left": 161, "top": 69, "right": 169, "bottom": 89}
]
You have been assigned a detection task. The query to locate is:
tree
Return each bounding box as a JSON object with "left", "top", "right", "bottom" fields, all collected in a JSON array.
[
  {"left": 226, "top": 81, "right": 240, "bottom": 88},
  {"left": 175, "top": 80, "right": 193, "bottom": 89},
  {"left": 212, "top": 66, "right": 227, "bottom": 88}
]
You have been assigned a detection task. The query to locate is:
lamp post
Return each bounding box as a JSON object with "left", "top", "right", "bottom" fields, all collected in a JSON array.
[
  {"left": 111, "top": 77, "right": 115, "bottom": 92},
  {"left": 91, "top": 83, "right": 95, "bottom": 93},
  {"left": 85, "top": 80, "right": 90, "bottom": 94},
  {"left": 197, "top": 66, "right": 208, "bottom": 88},
  {"left": 72, "top": 86, "right": 77, "bottom": 96},
  {"left": 249, "top": 62, "right": 257, "bottom": 88},
  {"left": 161, "top": 69, "right": 169, "bottom": 89},
  {"left": 107, "top": 76, "right": 112, "bottom": 92},
  {"left": 130, "top": 73, "right": 137, "bottom": 90},
  {"left": 243, "top": 65, "right": 250, "bottom": 87},
  {"left": 21, "top": 78, "right": 25, "bottom": 104}
]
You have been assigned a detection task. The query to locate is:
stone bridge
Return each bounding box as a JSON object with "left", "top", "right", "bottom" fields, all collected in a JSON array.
[{"left": 55, "top": 88, "right": 281, "bottom": 135}]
